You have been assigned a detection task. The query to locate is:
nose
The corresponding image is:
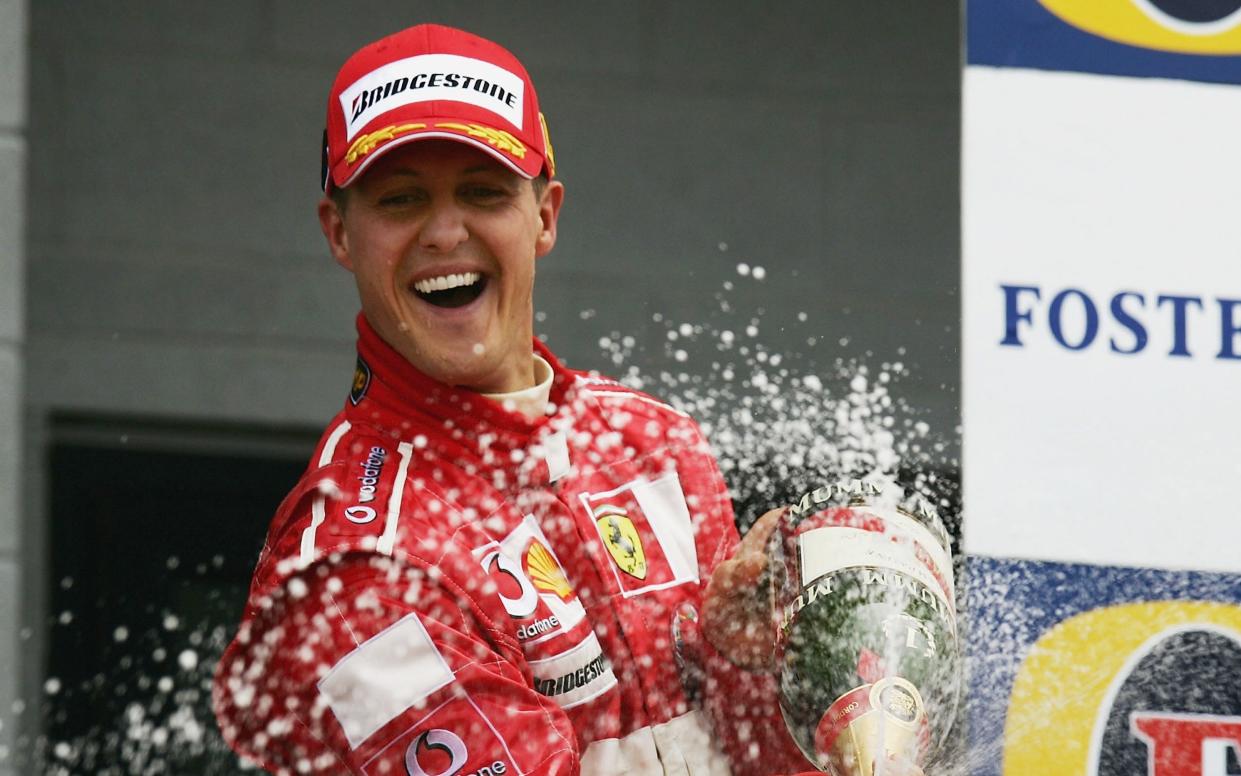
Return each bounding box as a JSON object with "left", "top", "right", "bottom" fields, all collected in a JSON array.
[{"left": 418, "top": 198, "right": 470, "bottom": 253}]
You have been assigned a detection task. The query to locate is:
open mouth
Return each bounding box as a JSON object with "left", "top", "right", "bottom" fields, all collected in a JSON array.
[{"left": 412, "top": 272, "right": 487, "bottom": 309}]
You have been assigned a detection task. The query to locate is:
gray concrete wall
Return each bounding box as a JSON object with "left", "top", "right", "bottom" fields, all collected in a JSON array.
[{"left": 0, "top": 0, "right": 24, "bottom": 771}]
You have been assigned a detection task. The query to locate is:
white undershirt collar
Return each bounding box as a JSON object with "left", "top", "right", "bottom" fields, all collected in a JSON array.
[{"left": 481, "top": 355, "right": 553, "bottom": 421}]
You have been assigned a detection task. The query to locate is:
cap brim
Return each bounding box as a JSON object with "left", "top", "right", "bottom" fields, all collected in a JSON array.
[{"left": 331, "top": 119, "right": 544, "bottom": 190}]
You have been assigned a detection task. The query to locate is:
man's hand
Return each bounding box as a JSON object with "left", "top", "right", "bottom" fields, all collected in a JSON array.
[{"left": 701, "top": 506, "right": 786, "bottom": 672}]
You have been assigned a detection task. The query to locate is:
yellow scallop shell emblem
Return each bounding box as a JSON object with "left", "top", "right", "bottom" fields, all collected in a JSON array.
[{"left": 524, "top": 540, "right": 574, "bottom": 601}]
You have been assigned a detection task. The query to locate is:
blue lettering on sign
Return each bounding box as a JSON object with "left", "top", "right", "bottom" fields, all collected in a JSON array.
[
  {"left": 1000, "top": 285, "right": 1040, "bottom": 346},
  {"left": 1155, "top": 295, "right": 1204, "bottom": 357},
  {"left": 998, "top": 284, "right": 1241, "bottom": 361},
  {"left": 1217, "top": 298, "right": 1241, "bottom": 360},
  {"left": 1108, "top": 292, "right": 1147, "bottom": 355},
  {"left": 1048, "top": 289, "right": 1098, "bottom": 351}
]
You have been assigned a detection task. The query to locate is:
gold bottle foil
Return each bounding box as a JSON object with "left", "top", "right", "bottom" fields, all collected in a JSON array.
[{"left": 815, "top": 677, "right": 929, "bottom": 776}]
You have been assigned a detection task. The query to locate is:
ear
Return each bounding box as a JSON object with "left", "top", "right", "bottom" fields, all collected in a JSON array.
[
  {"left": 317, "top": 195, "right": 353, "bottom": 272},
  {"left": 534, "top": 179, "right": 565, "bottom": 258}
]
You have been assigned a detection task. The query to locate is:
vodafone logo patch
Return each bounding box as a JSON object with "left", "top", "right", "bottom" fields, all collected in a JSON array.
[
  {"left": 405, "top": 729, "right": 467, "bottom": 776},
  {"left": 363, "top": 695, "right": 516, "bottom": 776},
  {"left": 402, "top": 727, "right": 511, "bottom": 776},
  {"left": 479, "top": 548, "right": 540, "bottom": 620}
]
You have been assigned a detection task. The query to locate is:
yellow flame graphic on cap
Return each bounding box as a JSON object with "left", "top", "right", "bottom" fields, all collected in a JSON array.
[
  {"left": 539, "top": 112, "right": 556, "bottom": 177},
  {"left": 435, "top": 123, "right": 527, "bottom": 159},
  {"left": 344, "top": 123, "right": 427, "bottom": 164},
  {"left": 524, "top": 540, "right": 573, "bottom": 601}
]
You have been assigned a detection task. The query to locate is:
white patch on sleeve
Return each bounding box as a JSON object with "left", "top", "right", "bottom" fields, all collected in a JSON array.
[{"left": 317, "top": 614, "right": 454, "bottom": 749}]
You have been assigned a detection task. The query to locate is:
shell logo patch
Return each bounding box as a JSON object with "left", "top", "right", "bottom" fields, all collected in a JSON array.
[
  {"left": 524, "top": 539, "right": 574, "bottom": 601},
  {"left": 1002, "top": 600, "right": 1241, "bottom": 775},
  {"left": 471, "top": 515, "right": 588, "bottom": 646},
  {"left": 594, "top": 508, "right": 647, "bottom": 580},
  {"left": 1039, "top": 0, "right": 1241, "bottom": 54}
]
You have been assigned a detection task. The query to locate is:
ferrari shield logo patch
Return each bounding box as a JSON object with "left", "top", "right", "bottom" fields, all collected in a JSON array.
[
  {"left": 579, "top": 473, "right": 699, "bottom": 597},
  {"left": 594, "top": 508, "right": 647, "bottom": 580},
  {"left": 349, "top": 356, "right": 372, "bottom": 406}
]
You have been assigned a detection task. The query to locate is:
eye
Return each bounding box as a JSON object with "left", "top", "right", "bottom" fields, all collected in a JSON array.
[
  {"left": 462, "top": 184, "right": 509, "bottom": 202},
  {"left": 376, "top": 190, "right": 425, "bottom": 207}
]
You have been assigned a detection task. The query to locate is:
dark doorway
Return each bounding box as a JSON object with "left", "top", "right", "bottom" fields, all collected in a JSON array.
[{"left": 38, "top": 414, "right": 317, "bottom": 774}]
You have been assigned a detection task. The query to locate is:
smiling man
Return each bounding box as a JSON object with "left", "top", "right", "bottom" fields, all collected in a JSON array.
[{"left": 212, "top": 23, "right": 815, "bottom": 776}]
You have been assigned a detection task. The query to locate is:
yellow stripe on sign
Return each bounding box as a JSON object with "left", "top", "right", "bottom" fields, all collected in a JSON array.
[
  {"left": 1040, "top": 0, "right": 1241, "bottom": 55},
  {"left": 1002, "top": 600, "right": 1241, "bottom": 775}
]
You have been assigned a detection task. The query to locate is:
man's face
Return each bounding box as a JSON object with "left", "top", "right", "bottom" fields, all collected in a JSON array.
[{"left": 319, "top": 141, "right": 564, "bottom": 394}]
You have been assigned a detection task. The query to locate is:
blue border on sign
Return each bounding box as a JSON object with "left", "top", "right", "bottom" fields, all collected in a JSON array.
[
  {"left": 964, "top": 556, "right": 1241, "bottom": 776},
  {"left": 966, "top": 0, "right": 1241, "bottom": 85}
]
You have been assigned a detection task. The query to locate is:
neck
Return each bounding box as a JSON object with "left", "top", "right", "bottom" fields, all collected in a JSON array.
[{"left": 462, "top": 349, "right": 536, "bottom": 393}]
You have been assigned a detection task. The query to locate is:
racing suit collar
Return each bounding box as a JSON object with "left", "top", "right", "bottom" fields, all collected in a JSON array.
[{"left": 352, "top": 312, "right": 573, "bottom": 438}]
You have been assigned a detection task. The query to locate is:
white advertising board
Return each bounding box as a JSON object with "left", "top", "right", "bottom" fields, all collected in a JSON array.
[{"left": 963, "top": 56, "right": 1241, "bottom": 573}]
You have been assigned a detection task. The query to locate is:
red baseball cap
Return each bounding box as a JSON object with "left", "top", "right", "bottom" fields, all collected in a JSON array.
[{"left": 321, "top": 24, "right": 556, "bottom": 192}]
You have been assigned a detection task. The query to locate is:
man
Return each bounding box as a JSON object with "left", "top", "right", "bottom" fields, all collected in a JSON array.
[{"left": 212, "top": 23, "right": 813, "bottom": 776}]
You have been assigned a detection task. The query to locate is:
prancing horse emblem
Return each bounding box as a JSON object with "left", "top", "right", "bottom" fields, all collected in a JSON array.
[
  {"left": 349, "top": 356, "right": 372, "bottom": 406},
  {"left": 594, "top": 508, "right": 647, "bottom": 580}
]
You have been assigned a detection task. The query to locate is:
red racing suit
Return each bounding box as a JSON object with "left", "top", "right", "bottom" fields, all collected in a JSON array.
[{"left": 213, "top": 315, "right": 813, "bottom": 775}]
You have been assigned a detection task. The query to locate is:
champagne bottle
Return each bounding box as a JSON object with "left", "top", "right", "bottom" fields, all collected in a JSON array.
[{"left": 771, "top": 480, "right": 961, "bottom": 775}]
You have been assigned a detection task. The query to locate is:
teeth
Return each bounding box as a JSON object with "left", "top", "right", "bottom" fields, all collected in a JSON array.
[{"left": 413, "top": 272, "right": 481, "bottom": 294}]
